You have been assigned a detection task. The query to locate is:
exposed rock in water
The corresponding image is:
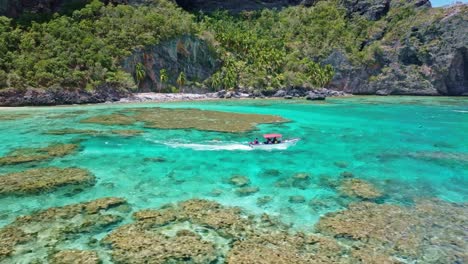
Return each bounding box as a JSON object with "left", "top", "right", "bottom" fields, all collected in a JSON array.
[
  {"left": 122, "top": 35, "right": 220, "bottom": 92},
  {"left": 0, "top": 167, "right": 95, "bottom": 196}
]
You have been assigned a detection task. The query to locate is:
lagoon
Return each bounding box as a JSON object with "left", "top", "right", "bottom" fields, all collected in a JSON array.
[{"left": 0, "top": 96, "right": 467, "bottom": 263}]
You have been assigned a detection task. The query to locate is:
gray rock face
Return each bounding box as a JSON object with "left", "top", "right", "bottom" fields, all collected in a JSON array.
[
  {"left": 0, "top": 83, "right": 129, "bottom": 106},
  {"left": 0, "top": 0, "right": 148, "bottom": 18},
  {"left": 122, "top": 35, "right": 220, "bottom": 92},
  {"left": 324, "top": 4, "right": 468, "bottom": 96},
  {"left": 175, "top": 0, "right": 314, "bottom": 13},
  {"left": 340, "top": 0, "right": 391, "bottom": 20}
]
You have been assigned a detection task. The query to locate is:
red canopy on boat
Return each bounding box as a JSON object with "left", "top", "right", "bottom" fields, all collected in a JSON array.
[{"left": 263, "top": 134, "right": 283, "bottom": 139}]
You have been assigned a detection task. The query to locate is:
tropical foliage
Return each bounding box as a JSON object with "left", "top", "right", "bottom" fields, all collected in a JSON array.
[
  {"left": 199, "top": 1, "right": 368, "bottom": 91},
  {"left": 0, "top": 0, "right": 193, "bottom": 90},
  {"left": 0, "top": 0, "right": 440, "bottom": 93}
]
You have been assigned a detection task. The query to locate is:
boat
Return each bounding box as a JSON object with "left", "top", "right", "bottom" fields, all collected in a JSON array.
[{"left": 248, "top": 134, "right": 300, "bottom": 150}]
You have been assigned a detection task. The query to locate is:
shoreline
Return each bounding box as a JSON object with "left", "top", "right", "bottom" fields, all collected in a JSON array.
[{"left": 0, "top": 92, "right": 467, "bottom": 110}]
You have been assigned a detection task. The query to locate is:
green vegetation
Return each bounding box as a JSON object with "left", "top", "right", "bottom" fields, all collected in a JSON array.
[
  {"left": 0, "top": 0, "right": 194, "bottom": 91},
  {"left": 0, "top": 0, "right": 449, "bottom": 93},
  {"left": 198, "top": 1, "right": 367, "bottom": 91}
]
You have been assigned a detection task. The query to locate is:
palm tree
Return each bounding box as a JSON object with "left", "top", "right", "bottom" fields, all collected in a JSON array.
[
  {"left": 159, "top": 69, "right": 168, "bottom": 93},
  {"left": 135, "top": 63, "right": 146, "bottom": 87},
  {"left": 176, "top": 71, "right": 186, "bottom": 93}
]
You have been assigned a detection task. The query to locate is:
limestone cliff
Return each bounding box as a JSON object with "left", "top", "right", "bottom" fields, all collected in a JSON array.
[
  {"left": 122, "top": 35, "right": 219, "bottom": 92},
  {"left": 325, "top": 3, "right": 467, "bottom": 95}
]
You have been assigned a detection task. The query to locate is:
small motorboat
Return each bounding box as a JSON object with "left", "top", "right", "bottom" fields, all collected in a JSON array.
[{"left": 248, "top": 134, "right": 300, "bottom": 150}]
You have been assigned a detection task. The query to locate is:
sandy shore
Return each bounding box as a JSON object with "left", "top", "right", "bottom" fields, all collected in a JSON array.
[{"left": 117, "top": 92, "right": 248, "bottom": 103}]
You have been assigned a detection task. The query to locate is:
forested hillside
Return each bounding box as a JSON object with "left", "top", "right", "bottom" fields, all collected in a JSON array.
[{"left": 0, "top": 0, "right": 466, "bottom": 105}]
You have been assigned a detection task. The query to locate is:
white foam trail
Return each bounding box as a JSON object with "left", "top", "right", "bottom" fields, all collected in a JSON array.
[
  {"left": 167, "top": 142, "right": 253, "bottom": 151},
  {"left": 453, "top": 110, "right": 468, "bottom": 113},
  {"left": 146, "top": 138, "right": 299, "bottom": 151}
]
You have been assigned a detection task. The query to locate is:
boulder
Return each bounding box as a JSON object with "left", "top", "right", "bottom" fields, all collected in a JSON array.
[
  {"left": 273, "top": 89, "right": 287, "bottom": 97},
  {"left": 306, "top": 93, "right": 326, "bottom": 101}
]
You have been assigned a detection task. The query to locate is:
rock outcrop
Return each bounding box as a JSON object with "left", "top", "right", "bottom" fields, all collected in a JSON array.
[
  {"left": 122, "top": 35, "right": 220, "bottom": 92},
  {"left": 175, "top": 0, "right": 315, "bottom": 13},
  {"left": 0, "top": 83, "right": 129, "bottom": 106},
  {"left": 0, "top": 0, "right": 147, "bottom": 18},
  {"left": 325, "top": 3, "right": 468, "bottom": 96}
]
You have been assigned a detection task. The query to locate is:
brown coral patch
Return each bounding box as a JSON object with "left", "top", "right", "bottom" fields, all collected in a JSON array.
[
  {"left": 228, "top": 175, "right": 250, "bottom": 187},
  {"left": 315, "top": 200, "right": 468, "bottom": 263},
  {"left": 80, "top": 113, "right": 135, "bottom": 125},
  {"left": 226, "top": 232, "right": 345, "bottom": 264},
  {"left": 339, "top": 178, "right": 382, "bottom": 199},
  {"left": 49, "top": 250, "right": 100, "bottom": 264},
  {"left": 0, "top": 198, "right": 127, "bottom": 263},
  {"left": 0, "top": 227, "right": 33, "bottom": 261},
  {"left": 0, "top": 167, "right": 95, "bottom": 196},
  {"left": 0, "top": 113, "right": 31, "bottom": 121},
  {"left": 44, "top": 128, "right": 143, "bottom": 137},
  {"left": 80, "top": 108, "right": 287, "bottom": 133},
  {"left": 0, "top": 143, "right": 78, "bottom": 166},
  {"left": 104, "top": 226, "right": 218, "bottom": 264}
]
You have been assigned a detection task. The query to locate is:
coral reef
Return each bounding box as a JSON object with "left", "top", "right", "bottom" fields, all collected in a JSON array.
[
  {"left": 276, "top": 172, "right": 311, "bottom": 189},
  {"left": 316, "top": 199, "right": 468, "bottom": 263},
  {"left": 0, "top": 167, "right": 95, "bottom": 196},
  {"left": 257, "top": 196, "right": 273, "bottom": 206},
  {"left": 228, "top": 175, "right": 250, "bottom": 187},
  {"left": 1, "top": 197, "right": 465, "bottom": 263},
  {"left": 226, "top": 232, "right": 345, "bottom": 263},
  {"left": 235, "top": 187, "right": 259, "bottom": 196},
  {"left": 0, "top": 113, "right": 31, "bottom": 120},
  {"left": 289, "top": 196, "right": 306, "bottom": 203},
  {"left": 339, "top": 178, "right": 382, "bottom": 199},
  {"left": 45, "top": 128, "right": 143, "bottom": 137},
  {"left": 80, "top": 113, "right": 135, "bottom": 126},
  {"left": 49, "top": 250, "right": 100, "bottom": 264},
  {"left": 81, "top": 108, "right": 287, "bottom": 133},
  {"left": 0, "top": 143, "right": 78, "bottom": 166},
  {"left": 104, "top": 227, "right": 218, "bottom": 263},
  {"left": 0, "top": 198, "right": 127, "bottom": 263}
]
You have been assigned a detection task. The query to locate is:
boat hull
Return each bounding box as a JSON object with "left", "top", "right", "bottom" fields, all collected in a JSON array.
[{"left": 248, "top": 138, "right": 300, "bottom": 150}]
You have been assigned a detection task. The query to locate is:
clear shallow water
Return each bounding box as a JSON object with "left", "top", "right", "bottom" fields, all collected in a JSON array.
[{"left": 0, "top": 96, "right": 467, "bottom": 230}]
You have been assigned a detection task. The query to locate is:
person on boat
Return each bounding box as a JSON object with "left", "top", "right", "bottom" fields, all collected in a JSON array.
[
  {"left": 253, "top": 138, "right": 259, "bottom": 144},
  {"left": 264, "top": 138, "right": 272, "bottom": 144},
  {"left": 272, "top": 137, "right": 278, "bottom": 144}
]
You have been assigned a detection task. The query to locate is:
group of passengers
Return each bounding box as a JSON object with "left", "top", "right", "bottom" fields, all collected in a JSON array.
[{"left": 251, "top": 137, "right": 281, "bottom": 145}]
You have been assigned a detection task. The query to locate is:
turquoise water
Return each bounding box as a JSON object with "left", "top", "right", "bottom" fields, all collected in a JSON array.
[{"left": 0, "top": 96, "right": 467, "bottom": 230}]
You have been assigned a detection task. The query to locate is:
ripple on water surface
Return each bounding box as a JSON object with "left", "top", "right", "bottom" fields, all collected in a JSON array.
[{"left": 0, "top": 97, "right": 467, "bottom": 263}]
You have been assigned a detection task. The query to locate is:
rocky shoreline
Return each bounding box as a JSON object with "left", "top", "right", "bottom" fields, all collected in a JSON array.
[
  {"left": 117, "top": 88, "right": 350, "bottom": 104},
  {"left": 0, "top": 86, "right": 351, "bottom": 106}
]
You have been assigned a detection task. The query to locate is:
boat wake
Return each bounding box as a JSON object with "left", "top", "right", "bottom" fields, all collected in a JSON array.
[
  {"left": 166, "top": 142, "right": 253, "bottom": 151},
  {"left": 147, "top": 139, "right": 297, "bottom": 151}
]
